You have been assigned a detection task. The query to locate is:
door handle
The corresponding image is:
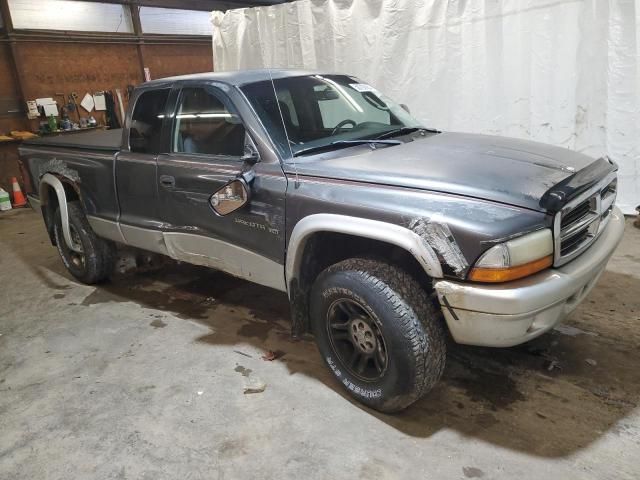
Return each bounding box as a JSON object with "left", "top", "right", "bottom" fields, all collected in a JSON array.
[{"left": 159, "top": 175, "right": 175, "bottom": 188}]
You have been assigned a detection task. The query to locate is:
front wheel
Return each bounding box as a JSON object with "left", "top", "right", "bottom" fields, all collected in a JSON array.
[
  {"left": 53, "top": 201, "right": 115, "bottom": 284},
  {"left": 310, "top": 258, "right": 446, "bottom": 413}
]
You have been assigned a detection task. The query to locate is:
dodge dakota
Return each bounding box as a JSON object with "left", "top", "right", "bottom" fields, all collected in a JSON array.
[{"left": 19, "top": 69, "right": 625, "bottom": 412}]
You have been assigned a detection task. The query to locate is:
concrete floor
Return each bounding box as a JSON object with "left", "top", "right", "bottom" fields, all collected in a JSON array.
[{"left": 1, "top": 208, "right": 639, "bottom": 480}]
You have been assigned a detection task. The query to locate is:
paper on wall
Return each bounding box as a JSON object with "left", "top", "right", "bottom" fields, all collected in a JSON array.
[
  {"left": 26, "top": 100, "right": 39, "bottom": 119},
  {"left": 93, "top": 92, "right": 106, "bottom": 111},
  {"left": 80, "top": 93, "right": 94, "bottom": 112},
  {"left": 35, "top": 97, "right": 59, "bottom": 116},
  {"left": 42, "top": 103, "right": 59, "bottom": 117},
  {"left": 35, "top": 97, "right": 55, "bottom": 106}
]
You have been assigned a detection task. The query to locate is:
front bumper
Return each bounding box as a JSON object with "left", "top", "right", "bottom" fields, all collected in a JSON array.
[{"left": 434, "top": 206, "right": 625, "bottom": 347}]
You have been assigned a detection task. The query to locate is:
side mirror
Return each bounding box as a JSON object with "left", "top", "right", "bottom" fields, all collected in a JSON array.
[
  {"left": 400, "top": 104, "right": 410, "bottom": 114},
  {"left": 209, "top": 179, "right": 250, "bottom": 216}
]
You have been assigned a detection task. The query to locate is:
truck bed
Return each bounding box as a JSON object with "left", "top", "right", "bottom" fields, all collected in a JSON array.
[
  {"left": 23, "top": 128, "right": 123, "bottom": 152},
  {"left": 20, "top": 128, "right": 122, "bottom": 220}
]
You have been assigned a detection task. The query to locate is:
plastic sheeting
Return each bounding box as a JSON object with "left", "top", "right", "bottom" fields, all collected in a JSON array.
[{"left": 212, "top": 0, "right": 640, "bottom": 214}]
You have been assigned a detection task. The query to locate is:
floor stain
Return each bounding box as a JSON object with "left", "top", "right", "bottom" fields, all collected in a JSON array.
[
  {"left": 136, "top": 385, "right": 156, "bottom": 393},
  {"left": 623, "top": 254, "right": 640, "bottom": 264},
  {"left": 217, "top": 438, "right": 248, "bottom": 457},
  {"left": 80, "top": 271, "right": 211, "bottom": 320},
  {"left": 150, "top": 319, "right": 167, "bottom": 329},
  {"left": 473, "top": 412, "right": 499, "bottom": 429},
  {"left": 79, "top": 263, "right": 290, "bottom": 327},
  {"left": 448, "top": 360, "right": 526, "bottom": 411},
  {"left": 236, "top": 319, "right": 278, "bottom": 341},
  {"left": 234, "top": 365, "right": 252, "bottom": 377},
  {"left": 463, "top": 466, "right": 485, "bottom": 478},
  {"left": 53, "top": 293, "right": 65, "bottom": 299}
]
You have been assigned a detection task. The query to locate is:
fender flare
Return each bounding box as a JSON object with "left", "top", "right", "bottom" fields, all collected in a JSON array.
[
  {"left": 39, "top": 173, "right": 80, "bottom": 252},
  {"left": 285, "top": 214, "right": 444, "bottom": 292}
]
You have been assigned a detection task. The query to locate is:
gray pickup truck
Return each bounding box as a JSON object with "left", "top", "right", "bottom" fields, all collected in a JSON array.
[{"left": 20, "top": 69, "right": 625, "bottom": 412}]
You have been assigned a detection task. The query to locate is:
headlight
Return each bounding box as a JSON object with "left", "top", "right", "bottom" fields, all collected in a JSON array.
[{"left": 468, "top": 229, "right": 553, "bottom": 282}]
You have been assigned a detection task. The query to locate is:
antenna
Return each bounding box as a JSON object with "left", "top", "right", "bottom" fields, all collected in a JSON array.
[{"left": 268, "top": 68, "right": 300, "bottom": 189}]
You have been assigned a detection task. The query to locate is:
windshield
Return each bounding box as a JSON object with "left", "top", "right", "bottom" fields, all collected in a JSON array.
[{"left": 240, "top": 74, "right": 421, "bottom": 158}]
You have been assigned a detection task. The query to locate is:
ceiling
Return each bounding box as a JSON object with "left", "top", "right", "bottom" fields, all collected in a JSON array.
[{"left": 115, "top": 0, "right": 295, "bottom": 11}]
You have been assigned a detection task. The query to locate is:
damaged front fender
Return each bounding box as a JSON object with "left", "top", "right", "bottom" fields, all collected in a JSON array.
[
  {"left": 408, "top": 216, "right": 469, "bottom": 278},
  {"left": 286, "top": 213, "right": 445, "bottom": 291}
]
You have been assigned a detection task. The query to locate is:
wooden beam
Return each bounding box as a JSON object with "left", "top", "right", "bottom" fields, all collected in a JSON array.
[
  {"left": 0, "top": 0, "right": 13, "bottom": 31},
  {"left": 0, "top": 0, "right": 27, "bottom": 107},
  {"left": 1, "top": 31, "right": 211, "bottom": 45},
  {"left": 129, "top": 3, "right": 147, "bottom": 82},
  {"left": 81, "top": 0, "right": 290, "bottom": 12}
]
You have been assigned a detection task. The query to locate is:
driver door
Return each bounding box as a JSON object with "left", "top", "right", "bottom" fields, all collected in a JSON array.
[{"left": 156, "top": 82, "right": 287, "bottom": 291}]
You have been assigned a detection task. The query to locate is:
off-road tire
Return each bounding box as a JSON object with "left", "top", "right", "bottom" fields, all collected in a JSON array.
[
  {"left": 310, "top": 258, "right": 446, "bottom": 412},
  {"left": 53, "top": 201, "right": 115, "bottom": 284}
]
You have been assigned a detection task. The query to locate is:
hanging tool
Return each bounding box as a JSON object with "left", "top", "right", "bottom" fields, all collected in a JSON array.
[{"left": 68, "top": 92, "right": 81, "bottom": 124}]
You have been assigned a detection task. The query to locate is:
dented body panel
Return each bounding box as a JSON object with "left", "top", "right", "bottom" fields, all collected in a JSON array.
[
  {"left": 286, "top": 132, "right": 601, "bottom": 212},
  {"left": 20, "top": 144, "right": 120, "bottom": 221},
  {"left": 283, "top": 173, "right": 549, "bottom": 279},
  {"left": 435, "top": 207, "right": 625, "bottom": 346}
]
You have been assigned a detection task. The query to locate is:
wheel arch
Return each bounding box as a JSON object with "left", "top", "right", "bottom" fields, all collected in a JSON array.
[
  {"left": 285, "top": 214, "right": 444, "bottom": 335},
  {"left": 39, "top": 173, "right": 81, "bottom": 250}
]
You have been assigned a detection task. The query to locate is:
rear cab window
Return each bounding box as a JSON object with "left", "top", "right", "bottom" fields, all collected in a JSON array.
[{"left": 128, "top": 88, "right": 170, "bottom": 154}]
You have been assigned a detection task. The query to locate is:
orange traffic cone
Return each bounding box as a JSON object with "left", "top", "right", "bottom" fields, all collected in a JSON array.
[{"left": 10, "top": 177, "right": 27, "bottom": 207}]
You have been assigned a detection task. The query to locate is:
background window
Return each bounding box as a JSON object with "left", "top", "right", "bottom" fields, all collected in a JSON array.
[
  {"left": 129, "top": 89, "right": 170, "bottom": 154},
  {"left": 139, "top": 7, "right": 212, "bottom": 36},
  {"left": 8, "top": 0, "right": 133, "bottom": 33},
  {"left": 173, "top": 88, "right": 245, "bottom": 157}
]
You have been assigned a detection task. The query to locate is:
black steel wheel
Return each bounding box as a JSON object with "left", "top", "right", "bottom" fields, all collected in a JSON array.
[{"left": 327, "top": 298, "right": 388, "bottom": 381}]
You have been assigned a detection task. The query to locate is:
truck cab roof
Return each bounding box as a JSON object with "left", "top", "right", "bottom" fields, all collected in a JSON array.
[{"left": 143, "top": 69, "right": 331, "bottom": 88}]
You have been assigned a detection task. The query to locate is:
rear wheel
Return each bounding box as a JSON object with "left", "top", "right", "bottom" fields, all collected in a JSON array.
[
  {"left": 310, "top": 258, "right": 446, "bottom": 412},
  {"left": 53, "top": 201, "right": 115, "bottom": 284}
]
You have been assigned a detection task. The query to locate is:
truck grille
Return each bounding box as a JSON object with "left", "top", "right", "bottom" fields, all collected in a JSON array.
[{"left": 553, "top": 174, "right": 617, "bottom": 266}]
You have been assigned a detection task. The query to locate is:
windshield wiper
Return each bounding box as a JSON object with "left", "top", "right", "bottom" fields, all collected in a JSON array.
[
  {"left": 292, "top": 139, "right": 401, "bottom": 157},
  {"left": 375, "top": 126, "right": 440, "bottom": 140}
]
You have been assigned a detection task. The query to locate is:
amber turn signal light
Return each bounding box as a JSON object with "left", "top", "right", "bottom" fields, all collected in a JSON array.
[{"left": 468, "top": 255, "right": 553, "bottom": 283}]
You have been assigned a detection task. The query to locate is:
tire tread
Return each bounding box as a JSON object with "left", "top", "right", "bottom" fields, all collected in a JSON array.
[
  {"left": 320, "top": 257, "right": 446, "bottom": 411},
  {"left": 54, "top": 201, "right": 115, "bottom": 284}
]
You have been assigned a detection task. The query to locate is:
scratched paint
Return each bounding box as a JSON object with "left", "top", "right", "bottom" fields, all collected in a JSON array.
[
  {"left": 409, "top": 217, "right": 469, "bottom": 276},
  {"left": 38, "top": 158, "right": 80, "bottom": 184}
]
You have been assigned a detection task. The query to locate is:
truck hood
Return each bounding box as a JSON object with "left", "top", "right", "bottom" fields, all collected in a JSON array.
[{"left": 289, "top": 132, "right": 602, "bottom": 212}]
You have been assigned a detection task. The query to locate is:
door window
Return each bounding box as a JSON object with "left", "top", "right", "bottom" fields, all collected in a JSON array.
[
  {"left": 173, "top": 87, "right": 245, "bottom": 157},
  {"left": 129, "top": 88, "right": 170, "bottom": 154}
]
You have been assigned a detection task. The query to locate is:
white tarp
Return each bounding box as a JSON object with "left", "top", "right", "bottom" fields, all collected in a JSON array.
[{"left": 212, "top": 0, "right": 640, "bottom": 214}]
